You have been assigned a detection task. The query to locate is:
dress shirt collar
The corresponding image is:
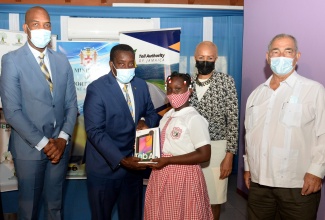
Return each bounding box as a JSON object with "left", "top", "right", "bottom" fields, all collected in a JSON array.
[
  {"left": 116, "top": 79, "right": 131, "bottom": 91},
  {"left": 166, "top": 106, "right": 194, "bottom": 118},
  {"left": 264, "top": 71, "right": 298, "bottom": 89},
  {"left": 27, "top": 43, "right": 48, "bottom": 60}
]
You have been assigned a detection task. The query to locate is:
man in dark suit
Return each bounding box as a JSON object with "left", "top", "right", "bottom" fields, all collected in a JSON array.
[
  {"left": 0, "top": 193, "right": 3, "bottom": 220},
  {"left": 0, "top": 6, "right": 77, "bottom": 220},
  {"left": 84, "top": 44, "right": 159, "bottom": 220}
]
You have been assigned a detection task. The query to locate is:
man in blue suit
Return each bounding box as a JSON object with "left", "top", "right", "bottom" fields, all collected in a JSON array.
[
  {"left": 84, "top": 44, "right": 159, "bottom": 220},
  {"left": 0, "top": 6, "right": 77, "bottom": 220}
]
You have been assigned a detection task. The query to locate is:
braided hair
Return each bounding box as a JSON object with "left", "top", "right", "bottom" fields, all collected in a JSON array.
[{"left": 165, "top": 71, "right": 192, "bottom": 90}]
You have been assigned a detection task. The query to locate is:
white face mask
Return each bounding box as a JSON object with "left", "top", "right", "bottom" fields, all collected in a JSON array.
[
  {"left": 112, "top": 64, "right": 135, "bottom": 84},
  {"left": 27, "top": 26, "right": 51, "bottom": 48},
  {"left": 270, "top": 57, "right": 294, "bottom": 75}
]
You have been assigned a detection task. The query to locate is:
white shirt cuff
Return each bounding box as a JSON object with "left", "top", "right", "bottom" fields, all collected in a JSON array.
[
  {"left": 35, "top": 136, "right": 49, "bottom": 151},
  {"left": 35, "top": 131, "right": 70, "bottom": 151},
  {"left": 307, "top": 163, "right": 325, "bottom": 178},
  {"left": 243, "top": 154, "right": 250, "bottom": 171},
  {"left": 59, "top": 131, "right": 69, "bottom": 142}
]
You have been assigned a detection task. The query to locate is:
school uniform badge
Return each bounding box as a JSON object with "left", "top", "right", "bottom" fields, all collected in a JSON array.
[{"left": 171, "top": 127, "right": 182, "bottom": 139}]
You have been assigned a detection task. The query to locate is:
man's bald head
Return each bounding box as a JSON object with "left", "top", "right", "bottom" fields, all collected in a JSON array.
[{"left": 25, "top": 6, "right": 50, "bottom": 23}]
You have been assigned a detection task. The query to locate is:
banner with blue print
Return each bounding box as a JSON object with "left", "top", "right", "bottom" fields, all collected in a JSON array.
[
  {"left": 119, "top": 28, "right": 181, "bottom": 114},
  {"left": 56, "top": 41, "right": 118, "bottom": 179}
]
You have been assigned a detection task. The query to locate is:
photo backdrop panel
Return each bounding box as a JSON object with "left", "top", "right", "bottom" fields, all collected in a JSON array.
[
  {"left": 120, "top": 28, "right": 181, "bottom": 114},
  {"left": 57, "top": 41, "right": 118, "bottom": 178}
]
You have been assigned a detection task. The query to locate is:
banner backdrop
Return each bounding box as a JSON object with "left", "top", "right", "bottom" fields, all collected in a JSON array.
[
  {"left": 119, "top": 28, "right": 181, "bottom": 113},
  {"left": 56, "top": 41, "right": 118, "bottom": 178}
]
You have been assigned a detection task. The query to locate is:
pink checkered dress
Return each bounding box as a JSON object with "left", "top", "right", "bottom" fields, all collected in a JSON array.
[{"left": 144, "top": 117, "right": 213, "bottom": 220}]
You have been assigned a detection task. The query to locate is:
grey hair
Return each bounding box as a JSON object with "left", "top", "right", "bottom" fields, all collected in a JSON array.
[{"left": 267, "top": 34, "right": 298, "bottom": 52}]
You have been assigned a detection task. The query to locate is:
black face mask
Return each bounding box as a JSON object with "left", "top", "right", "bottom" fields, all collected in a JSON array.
[{"left": 195, "top": 61, "right": 215, "bottom": 75}]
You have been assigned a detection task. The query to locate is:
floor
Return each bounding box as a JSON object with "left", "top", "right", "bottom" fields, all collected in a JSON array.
[
  {"left": 2, "top": 174, "right": 248, "bottom": 220},
  {"left": 220, "top": 174, "right": 247, "bottom": 219}
]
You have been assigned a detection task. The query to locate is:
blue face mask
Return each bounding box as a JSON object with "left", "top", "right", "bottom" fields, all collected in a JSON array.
[
  {"left": 27, "top": 26, "right": 51, "bottom": 48},
  {"left": 112, "top": 64, "right": 135, "bottom": 84},
  {"left": 270, "top": 57, "right": 294, "bottom": 75}
]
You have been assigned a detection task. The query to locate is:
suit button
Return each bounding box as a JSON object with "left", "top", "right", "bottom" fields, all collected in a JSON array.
[{"left": 53, "top": 105, "right": 55, "bottom": 108}]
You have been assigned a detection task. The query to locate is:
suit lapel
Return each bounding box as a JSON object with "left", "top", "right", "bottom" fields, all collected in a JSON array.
[
  {"left": 107, "top": 72, "right": 134, "bottom": 123},
  {"left": 131, "top": 80, "right": 139, "bottom": 123},
  {"left": 23, "top": 44, "right": 52, "bottom": 99}
]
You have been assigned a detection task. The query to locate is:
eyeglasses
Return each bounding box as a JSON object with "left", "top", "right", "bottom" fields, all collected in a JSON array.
[{"left": 269, "top": 49, "right": 296, "bottom": 58}]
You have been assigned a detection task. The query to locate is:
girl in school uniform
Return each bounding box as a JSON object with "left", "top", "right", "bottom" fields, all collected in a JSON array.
[{"left": 144, "top": 72, "right": 213, "bottom": 220}]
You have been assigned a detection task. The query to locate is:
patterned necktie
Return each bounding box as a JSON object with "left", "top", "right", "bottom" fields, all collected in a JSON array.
[
  {"left": 123, "top": 84, "right": 134, "bottom": 120},
  {"left": 39, "top": 53, "right": 53, "bottom": 93}
]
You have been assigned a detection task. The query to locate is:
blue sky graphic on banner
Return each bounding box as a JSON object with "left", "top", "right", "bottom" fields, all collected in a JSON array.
[{"left": 57, "top": 41, "right": 118, "bottom": 178}]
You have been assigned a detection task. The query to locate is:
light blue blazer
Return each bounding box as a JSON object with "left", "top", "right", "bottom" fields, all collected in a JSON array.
[{"left": 0, "top": 43, "right": 78, "bottom": 160}]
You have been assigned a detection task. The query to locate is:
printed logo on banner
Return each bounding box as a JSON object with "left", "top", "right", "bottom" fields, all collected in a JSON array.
[{"left": 79, "top": 47, "right": 98, "bottom": 66}]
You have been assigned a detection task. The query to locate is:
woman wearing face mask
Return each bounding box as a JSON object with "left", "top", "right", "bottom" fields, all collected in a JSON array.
[
  {"left": 191, "top": 41, "right": 239, "bottom": 220},
  {"left": 144, "top": 72, "right": 213, "bottom": 220}
]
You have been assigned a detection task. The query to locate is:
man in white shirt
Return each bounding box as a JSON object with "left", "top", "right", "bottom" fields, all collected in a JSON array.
[{"left": 243, "top": 33, "right": 325, "bottom": 220}]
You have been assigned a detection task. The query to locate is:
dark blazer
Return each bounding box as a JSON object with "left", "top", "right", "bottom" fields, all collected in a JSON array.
[
  {"left": 84, "top": 71, "right": 159, "bottom": 179},
  {"left": 0, "top": 43, "right": 78, "bottom": 160}
]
